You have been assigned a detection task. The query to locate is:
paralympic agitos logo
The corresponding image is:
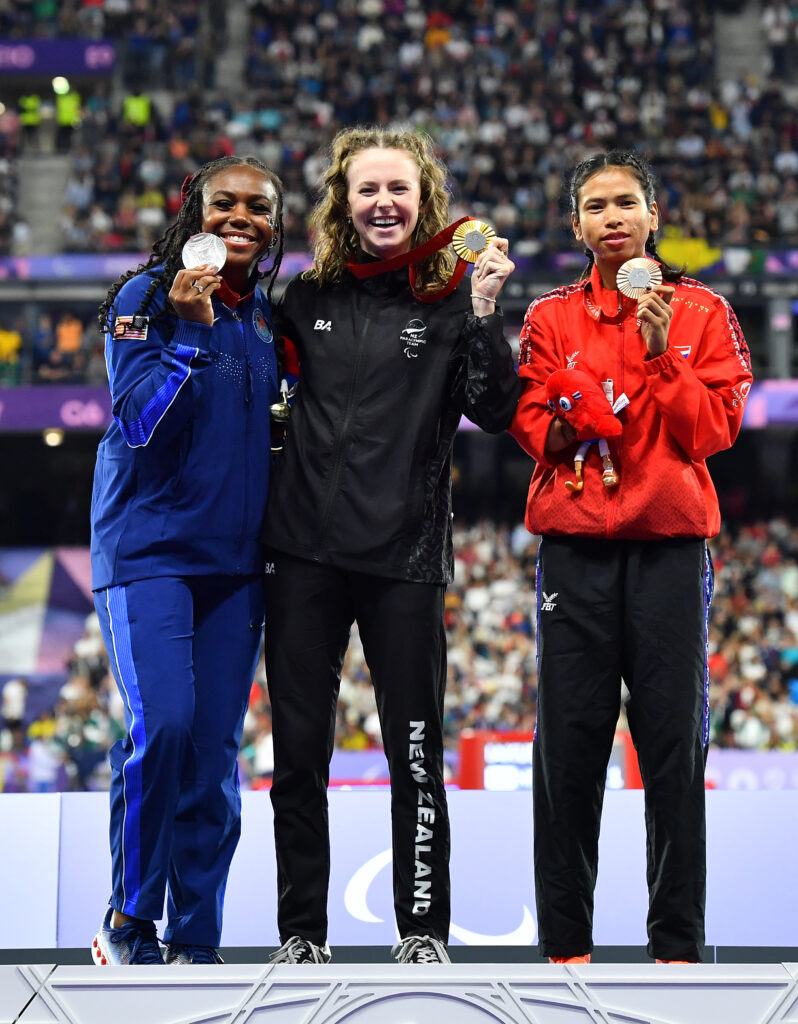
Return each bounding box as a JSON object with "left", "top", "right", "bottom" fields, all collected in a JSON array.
[
  {"left": 400, "top": 319, "right": 428, "bottom": 358},
  {"left": 343, "top": 849, "right": 537, "bottom": 945}
]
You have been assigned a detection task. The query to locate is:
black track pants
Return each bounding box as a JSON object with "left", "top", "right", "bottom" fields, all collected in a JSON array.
[
  {"left": 534, "top": 536, "right": 711, "bottom": 962},
  {"left": 263, "top": 552, "right": 451, "bottom": 946}
]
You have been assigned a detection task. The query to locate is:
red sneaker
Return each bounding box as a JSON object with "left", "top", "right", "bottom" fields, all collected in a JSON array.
[
  {"left": 655, "top": 959, "right": 694, "bottom": 964},
  {"left": 549, "top": 954, "right": 591, "bottom": 964}
]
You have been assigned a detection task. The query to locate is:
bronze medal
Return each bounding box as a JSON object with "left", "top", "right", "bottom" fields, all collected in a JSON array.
[{"left": 616, "top": 257, "right": 662, "bottom": 299}]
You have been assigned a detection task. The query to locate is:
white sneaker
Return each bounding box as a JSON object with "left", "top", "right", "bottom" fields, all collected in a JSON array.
[
  {"left": 392, "top": 935, "right": 451, "bottom": 964},
  {"left": 91, "top": 908, "right": 165, "bottom": 965},
  {"left": 269, "top": 936, "right": 331, "bottom": 964}
]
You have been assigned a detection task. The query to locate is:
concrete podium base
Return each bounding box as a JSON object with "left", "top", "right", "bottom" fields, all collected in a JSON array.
[{"left": 3, "top": 963, "right": 797, "bottom": 1024}]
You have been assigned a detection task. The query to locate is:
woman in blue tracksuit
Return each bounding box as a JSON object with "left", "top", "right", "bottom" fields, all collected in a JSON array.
[{"left": 90, "top": 156, "right": 284, "bottom": 965}]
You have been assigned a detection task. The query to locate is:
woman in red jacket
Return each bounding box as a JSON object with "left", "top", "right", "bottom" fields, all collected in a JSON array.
[{"left": 511, "top": 151, "right": 752, "bottom": 965}]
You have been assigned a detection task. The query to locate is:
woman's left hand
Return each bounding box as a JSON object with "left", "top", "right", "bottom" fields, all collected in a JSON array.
[
  {"left": 471, "top": 237, "right": 515, "bottom": 314},
  {"left": 637, "top": 285, "right": 675, "bottom": 356}
]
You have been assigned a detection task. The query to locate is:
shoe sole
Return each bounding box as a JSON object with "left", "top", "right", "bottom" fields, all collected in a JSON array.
[{"left": 92, "top": 932, "right": 111, "bottom": 966}]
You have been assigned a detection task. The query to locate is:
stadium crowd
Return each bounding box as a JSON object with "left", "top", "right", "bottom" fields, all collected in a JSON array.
[
  {"left": 0, "top": 0, "right": 797, "bottom": 262},
  {"left": 0, "top": 1, "right": 796, "bottom": 383},
  {"left": 1, "top": 518, "right": 797, "bottom": 792}
]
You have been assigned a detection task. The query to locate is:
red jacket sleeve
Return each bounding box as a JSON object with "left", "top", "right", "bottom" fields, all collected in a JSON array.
[
  {"left": 282, "top": 336, "right": 300, "bottom": 377},
  {"left": 508, "top": 295, "right": 565, "bottom": 468},
  {"left": 643, "top": 291, "right": 753, "bottom": 462}
]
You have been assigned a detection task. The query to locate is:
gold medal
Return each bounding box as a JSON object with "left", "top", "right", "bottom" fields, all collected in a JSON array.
[
  {"left": 452, "top": 220, "right": 496, "bottom": 263},
  {"left": 616, "top": 257, "right": 662, "bottom": 299}
]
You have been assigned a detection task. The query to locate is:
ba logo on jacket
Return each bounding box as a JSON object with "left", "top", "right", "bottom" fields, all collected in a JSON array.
[
  {"left": 401, "top": 319, "right": 427, "bottom": 358},
  {"left": 253, "top": 308, "right": 273, "bottom": 344}
]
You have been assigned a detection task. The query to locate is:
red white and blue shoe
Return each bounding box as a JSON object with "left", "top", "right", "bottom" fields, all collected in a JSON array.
[{"left": 92, "top": 908, "right": 165, "bottom": 965}]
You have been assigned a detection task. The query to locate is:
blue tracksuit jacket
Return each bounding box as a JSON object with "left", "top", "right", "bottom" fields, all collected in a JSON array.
[{"left": 91, "top": 268, "right": 279, "bottom": 588}]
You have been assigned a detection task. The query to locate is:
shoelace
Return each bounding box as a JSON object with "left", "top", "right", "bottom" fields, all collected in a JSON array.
[
  {"left": 169, "top": 944, "right": 223, "bottom": 964},
  {"left": 270, "top": 937, "right": 326, "bottom": 964},
  {"left": 393, "top": 936, "right": 448, "bottom": 964},
  {"left": 111, "top": 925, "right": 163, "bottom": 965}
]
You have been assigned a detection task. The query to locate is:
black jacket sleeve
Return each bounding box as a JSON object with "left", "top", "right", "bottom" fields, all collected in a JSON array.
[{"left": 450, "top": 308, "right": 520, "bottom": 433}]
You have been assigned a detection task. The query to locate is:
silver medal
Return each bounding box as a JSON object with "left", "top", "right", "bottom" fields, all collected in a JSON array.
[{"left": 181, "top": 232, "right": 227, "bottom": 272}]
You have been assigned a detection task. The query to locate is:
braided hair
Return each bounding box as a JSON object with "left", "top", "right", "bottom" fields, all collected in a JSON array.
[
  {"left": 97, "top": 156, "right": 285, "bottom": 334},
  {"left": 568, "top": 150, "right": 683, "bottom": 283}
]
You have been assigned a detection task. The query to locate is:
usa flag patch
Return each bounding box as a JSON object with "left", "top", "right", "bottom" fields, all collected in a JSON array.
[{"left": 114, "top": 315, "right": 149, "bottom": 340}]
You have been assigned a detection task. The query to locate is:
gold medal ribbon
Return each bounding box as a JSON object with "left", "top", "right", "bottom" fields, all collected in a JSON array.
[{"left": 347, "top": 216, "right": 486, "bottom": 304}]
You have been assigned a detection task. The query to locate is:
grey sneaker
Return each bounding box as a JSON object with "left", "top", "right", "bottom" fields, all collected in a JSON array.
[
  {"left": 92, "top": 908, "right": 165, "bottom": 965},
  {"left": 269, "top": 936, "right": 331, "bottom": 964},
  {"left": 392, "top": 935, "right": 451, "bottom": 964},
  {"left": 165, "top": 944, "right": 224, "bottom": 964}
]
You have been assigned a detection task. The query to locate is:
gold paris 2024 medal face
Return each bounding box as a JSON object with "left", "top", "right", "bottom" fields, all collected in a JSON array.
[
  {"left": 616, "top": 257, "right": 662, "bottom": 299},
  {"left": 452, "top": 220, "right": 497, "bottom": 263},
  {"left": 182, "top": 232, "right": 227, "bottom": 272}
]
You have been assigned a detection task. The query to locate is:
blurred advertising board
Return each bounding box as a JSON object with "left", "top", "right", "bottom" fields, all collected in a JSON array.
[
  {"left": 458, "top": 729, "right": 642, "bottom": 791},
  {"left": 0, "top": 381, "right": 794, "bottom": 432}
]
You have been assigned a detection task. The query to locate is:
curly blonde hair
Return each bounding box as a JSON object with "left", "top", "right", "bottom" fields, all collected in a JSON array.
[{"left": 304, "top": 126, "right": 455, "bottom": 293}]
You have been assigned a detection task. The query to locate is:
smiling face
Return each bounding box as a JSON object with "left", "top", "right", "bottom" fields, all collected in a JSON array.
[
  {"left": 345, "top": 147, "right": 422, "bottom": 260},
  {"left": 201, "top": 164, "right": 279, "bottom": 289},
  {"left": 572, "top": 167, "right": 658, "bottom": 286}
]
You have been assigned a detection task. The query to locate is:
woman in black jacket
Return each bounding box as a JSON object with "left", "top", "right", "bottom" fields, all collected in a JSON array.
[{"left": 263, "top": 126, "right": 519, "bottom": 964}]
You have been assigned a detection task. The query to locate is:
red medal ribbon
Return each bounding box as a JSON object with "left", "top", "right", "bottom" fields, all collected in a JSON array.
[{"left": 346, "top": 216, "right": 471, "bottom": 303}]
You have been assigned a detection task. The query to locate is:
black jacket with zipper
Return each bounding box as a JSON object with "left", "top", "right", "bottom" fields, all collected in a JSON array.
[{"left": 263, "top": 262, "right": 520, "bottom": 584}]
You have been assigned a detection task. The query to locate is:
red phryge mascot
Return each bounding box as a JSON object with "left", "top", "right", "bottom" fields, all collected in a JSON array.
[{"left": 544, "top": 368, "right": 626, "bottom": 492}]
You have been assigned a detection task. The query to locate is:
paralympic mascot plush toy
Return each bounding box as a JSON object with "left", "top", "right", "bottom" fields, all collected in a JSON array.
[{"left": 544, "top": 368, "right": 627, "bottom": 492}]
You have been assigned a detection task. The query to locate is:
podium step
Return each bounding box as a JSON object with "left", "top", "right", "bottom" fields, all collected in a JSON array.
[{"left": 3, "top": 962, "right": 797, "bottom": 1024}]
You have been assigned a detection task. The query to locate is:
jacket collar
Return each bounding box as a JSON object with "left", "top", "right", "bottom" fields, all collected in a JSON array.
[
  {"left": 583, "top": 262, "right": 636, "bottom": 322},
  {"left": 351, "top": 247, "right": 411, "bottom": 295},
  {"left": 215, "top": 279, "right": 256, "bottom": 309}
]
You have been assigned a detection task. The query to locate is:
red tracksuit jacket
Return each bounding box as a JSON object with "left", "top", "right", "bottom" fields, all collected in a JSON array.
[{"left": 510, "top": 263, "right": 753, "bottom": 540}]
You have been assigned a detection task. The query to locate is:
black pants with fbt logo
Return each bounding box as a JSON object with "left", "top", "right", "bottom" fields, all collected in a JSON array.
[
  {"left": 534, "top": 535, "right": 711, "bottom": 962},
  {"left": 263, "top": 551, "right": 451, "bottom": 947}
]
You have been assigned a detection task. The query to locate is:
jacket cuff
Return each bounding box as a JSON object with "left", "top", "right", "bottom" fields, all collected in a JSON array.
[
  {"left": 643, "top": 345, "right": 679, "bottom": 375},
  {"left": 467, "top": 305, "right": 503, "bottom": 327},
  {"left": 173, "top": 318, "right": 214, "bottom": 353}
]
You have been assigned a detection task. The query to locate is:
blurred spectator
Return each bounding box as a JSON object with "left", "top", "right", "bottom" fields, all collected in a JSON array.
[
  {"left": 761, "top": 2, "right": 794, "bottom": 80},
  {"left": 0, "top": 320, "right": 22, "bottom": 384},
  {"left": 27, "top": 713, "right": 64, "bottom": 793},
  {"left": 1, "top": 676, "right": 27, "bottom": 731},
  {"left": 55, "top": 312, "right": 83, "bottom": 353}
]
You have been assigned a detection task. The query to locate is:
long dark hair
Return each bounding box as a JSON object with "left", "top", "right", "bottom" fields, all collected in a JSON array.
[
  {"left": 568, "top": 150, "right": 682, "bottom": 283},
  {"left": 97, "top": 155, "right": 285, "bottom": 333}
]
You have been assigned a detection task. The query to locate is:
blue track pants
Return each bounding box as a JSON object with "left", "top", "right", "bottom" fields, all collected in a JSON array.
[{"left": 94, "top": 574, "right": 264, "bottom": 945}]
